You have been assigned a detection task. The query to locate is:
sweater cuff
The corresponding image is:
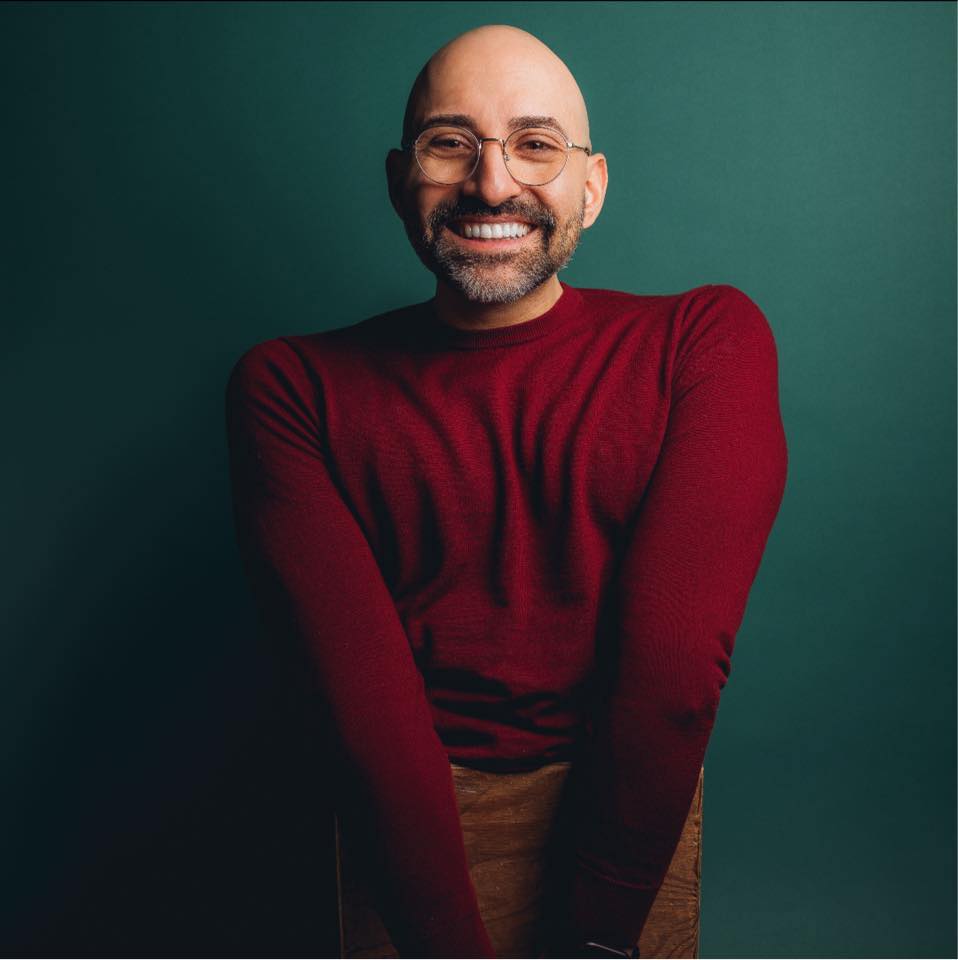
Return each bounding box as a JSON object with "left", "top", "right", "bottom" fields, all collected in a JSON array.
[{"left": 571, "top": 859, "right": 660, "bottom": 948}]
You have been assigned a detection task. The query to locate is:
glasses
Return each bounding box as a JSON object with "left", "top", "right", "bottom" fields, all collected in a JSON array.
[{"left": 402, "top": 125, "right": 592, "bottom": 186}]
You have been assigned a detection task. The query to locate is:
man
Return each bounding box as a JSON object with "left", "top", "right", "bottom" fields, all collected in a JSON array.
[{"left": 225, "top": 23, "right": 788, "bottom": 960}]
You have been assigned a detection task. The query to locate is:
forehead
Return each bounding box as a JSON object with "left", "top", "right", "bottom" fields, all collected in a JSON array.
[{"left": 412, "top": 55, "right": 585, "bottom": 140}]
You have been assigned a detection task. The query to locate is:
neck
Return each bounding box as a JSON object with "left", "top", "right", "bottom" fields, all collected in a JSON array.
[{"left": 432, "top": 275, "right": 563, "bottom": 332}]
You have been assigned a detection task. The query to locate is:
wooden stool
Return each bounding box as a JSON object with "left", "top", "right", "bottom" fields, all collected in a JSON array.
[{"left": 335, "top": 762, "right": 703, "bottom": 958}]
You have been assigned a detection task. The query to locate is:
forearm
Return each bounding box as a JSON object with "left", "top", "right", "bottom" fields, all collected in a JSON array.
[
  {"left": 226, "top": 339, "right": 495, "bottom": 957},
  {"left": 570, "top": 692, "right": 713, "bottom": 945},
  {"left": 569, "top": 285, "right": 788, "bottom": 945}
]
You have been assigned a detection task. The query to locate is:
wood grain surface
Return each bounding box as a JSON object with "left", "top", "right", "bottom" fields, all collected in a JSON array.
[{"left": 335, "top": 763, "right": 703, "bottom": 958}]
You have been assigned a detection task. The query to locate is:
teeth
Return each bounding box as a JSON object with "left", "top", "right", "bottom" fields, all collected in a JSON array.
[{"left": 460, "top": 222, "right": 532, "bottom": 239}]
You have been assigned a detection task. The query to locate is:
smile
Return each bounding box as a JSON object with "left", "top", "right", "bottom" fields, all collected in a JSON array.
[
  {"left": 445, "top": 221, "right": 539, "bottom": 247},
  {"left": 453, "top": 220, "right": 533, "bottom": 239}
]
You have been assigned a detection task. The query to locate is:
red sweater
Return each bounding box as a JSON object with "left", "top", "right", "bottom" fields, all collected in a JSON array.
[{"left": 224, "top": 281, "right": 788, "bottom": 957}]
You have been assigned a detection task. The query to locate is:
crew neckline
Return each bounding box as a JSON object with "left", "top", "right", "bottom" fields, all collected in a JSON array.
[{"left": 418, "top": 281, "right": 586, "bottom": 350}]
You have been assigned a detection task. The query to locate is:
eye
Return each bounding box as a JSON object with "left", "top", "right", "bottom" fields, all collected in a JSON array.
[
  {"left": 418, "top": 127, "right": 478, "bottom": 155},
  {"left": 510, "top": 130, "right": 565, "bottom": 156}
]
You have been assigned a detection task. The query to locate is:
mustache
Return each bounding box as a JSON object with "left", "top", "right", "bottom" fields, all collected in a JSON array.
[{"left": 429, "top": 201, "right": 556, "bottom": 233}]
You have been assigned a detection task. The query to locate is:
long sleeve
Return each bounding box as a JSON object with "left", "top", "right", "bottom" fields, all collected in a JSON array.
[
  {"left": 569, "top": 285, "right": 789, "bottom": 945},
  {"left": 224, "top": 337, "right": 495, "bottom": 958}
]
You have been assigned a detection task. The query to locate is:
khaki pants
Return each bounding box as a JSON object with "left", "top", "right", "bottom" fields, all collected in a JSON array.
[{"left": 335, "top": 761, "right": 702, "bottom": 958}]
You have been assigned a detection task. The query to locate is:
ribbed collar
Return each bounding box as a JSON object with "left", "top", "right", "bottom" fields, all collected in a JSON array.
[{"left": 418, "top": 282, "right": 587, "bottom": 350}]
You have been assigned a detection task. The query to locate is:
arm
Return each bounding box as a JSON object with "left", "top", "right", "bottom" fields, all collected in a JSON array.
[
  {"left": 224, "top": 338, "right": 495, "bottom": 958},
  {"left": 569, "top": 286, "right": 789, "bottom": 947}
]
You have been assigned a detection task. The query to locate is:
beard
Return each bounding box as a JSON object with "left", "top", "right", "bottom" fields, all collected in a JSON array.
[{"left": 401, "top": 195, "right": 586, "bottom": 305}]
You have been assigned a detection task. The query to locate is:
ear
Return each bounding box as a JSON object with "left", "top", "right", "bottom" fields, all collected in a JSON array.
[
  {"left": 386, "top": 148, "right": 409, "bottom": 220},
  {"left": 581, "top": 151, "right": 608, "bottom": 230}
]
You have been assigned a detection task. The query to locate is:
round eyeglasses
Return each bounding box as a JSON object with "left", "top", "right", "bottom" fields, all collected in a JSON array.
[{"left": 402, "top": 125, "right": 592, "bottom": 187}]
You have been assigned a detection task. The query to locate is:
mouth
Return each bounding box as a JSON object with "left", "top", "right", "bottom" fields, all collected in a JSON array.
[{"left": 444, "top": 219, "right": 540, "bottom": 250}]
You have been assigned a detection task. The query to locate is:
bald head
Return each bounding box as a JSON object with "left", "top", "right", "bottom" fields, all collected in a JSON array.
[
  {"left": 401, "top": 25, "right": 591, "bottom": 150},
  {"left": 387, "top": 24, "right": 609, "bottom": 307}
]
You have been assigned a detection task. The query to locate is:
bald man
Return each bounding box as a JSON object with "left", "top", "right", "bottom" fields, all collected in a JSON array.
[
  {"left": 226, "top": 23, "right": 788, "bottom": 960},
  {"left": 387, "top": 25, "right": 606, "bottom": 327}
]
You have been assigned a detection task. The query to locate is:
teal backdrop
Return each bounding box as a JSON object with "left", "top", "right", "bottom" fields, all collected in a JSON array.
[{"left": 3, "top": 3, "right": 955, "bottom": 957}]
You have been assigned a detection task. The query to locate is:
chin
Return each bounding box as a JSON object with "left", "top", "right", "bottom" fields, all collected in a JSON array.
[{"left": 442, "top": 270, "right": 548, "bottom": 305}]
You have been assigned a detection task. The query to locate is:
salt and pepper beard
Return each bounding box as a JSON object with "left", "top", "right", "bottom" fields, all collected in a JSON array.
[{"left": 401, "top": 195, "right": 586, "bottom": 305}]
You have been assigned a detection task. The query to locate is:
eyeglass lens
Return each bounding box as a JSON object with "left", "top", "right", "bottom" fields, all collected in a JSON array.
[{"left": 415, "top": 126, "right": 569, "bottom": 185}]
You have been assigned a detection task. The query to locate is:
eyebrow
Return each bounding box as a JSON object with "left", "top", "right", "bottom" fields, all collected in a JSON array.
[{"left": 417, "top": 114, "right": 571, "bottom": 140}]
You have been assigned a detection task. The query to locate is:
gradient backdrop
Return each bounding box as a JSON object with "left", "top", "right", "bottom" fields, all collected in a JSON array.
[{"left": 3, "top": 3, "right": 955, "bottom": 957}]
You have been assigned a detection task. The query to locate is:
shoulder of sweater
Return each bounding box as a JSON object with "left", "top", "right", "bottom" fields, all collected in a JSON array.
[
  {"left": 572, "top": 282, "right": 776, "bottom": 349},
  {"left": 229, "top": 300, "right": 424, "bottom": 364},
  {"left": 675, "top": 283, "right": 778, "bottom": 354},
  {"left": 225, "top": 300, "right": 430, "bottom": 403},
  {"left": 682, "top": 283, "right": 774, "bottom": 334},
  {"left": 225, "top": 334, "right": 327, "bottom": 410},
  {"left": 668, "top": 284, "right": 781, "bottom": 391},
  {"left": 228, "top": 335, "right": 302, "bottom": 383},
  {"left": 573, "top": 282, "right": 765, "bottom": 319},
  {"left": 226, "top": 309, "right": 395, "bottom": 374}
]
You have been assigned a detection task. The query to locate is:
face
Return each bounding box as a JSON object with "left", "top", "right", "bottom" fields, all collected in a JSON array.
[{"left": 387, "top": 34, "right": 607, "bottom": 305}]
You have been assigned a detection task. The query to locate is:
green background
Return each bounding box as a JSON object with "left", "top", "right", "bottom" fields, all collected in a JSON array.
[{"left": 3, "top": 2, "right": 955, "bottom": 956}]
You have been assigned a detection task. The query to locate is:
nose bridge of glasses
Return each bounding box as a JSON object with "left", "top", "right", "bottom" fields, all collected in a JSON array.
[
  {"left": 471, "top": 136, "right": 519, "bottom": 189},
  {"left": 476, "top": 136, "right": 509, "bottom": 162}
]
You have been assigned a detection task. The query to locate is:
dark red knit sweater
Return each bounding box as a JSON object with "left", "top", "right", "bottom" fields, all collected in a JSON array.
[{"left": 224, "top": 281, "right": 788, "bottom": 957}]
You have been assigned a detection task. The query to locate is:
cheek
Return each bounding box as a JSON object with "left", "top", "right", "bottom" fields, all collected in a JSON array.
[
  {"left": 402, "top": 203, "right": 438, "bottom": 242},
  {"left": 399, "top": 177, "right": 433, "bottom": 214},
  {"left": 534, "top": 188, "right": 576, "bottom": 226}
]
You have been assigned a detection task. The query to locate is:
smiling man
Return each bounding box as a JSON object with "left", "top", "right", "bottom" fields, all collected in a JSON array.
[
  {"left": 226, "top": 23, "right": 788, "bottom": 960},
  {"left": 387, "top": 26, "right": 604, "bottom": 319}
]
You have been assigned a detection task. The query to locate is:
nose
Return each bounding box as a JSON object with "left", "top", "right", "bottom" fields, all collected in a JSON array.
[{"left": 461, "top": 138, "right": 523, "bottom": 207}]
